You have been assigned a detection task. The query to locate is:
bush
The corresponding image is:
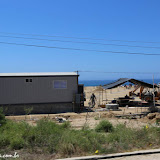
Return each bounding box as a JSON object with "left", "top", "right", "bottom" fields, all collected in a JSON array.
[
  {"left": 107, "top": 124, "right": 136, "bottom": 151},
  {"left": 0, "top": 135, "right": 10, "bottom": 148},
  {"left": 95, "top": 120, "right": 113, "bottom": 132},
  {"left": 10, "top": 138, "right": 25, "bottom": 149},
  {"left": 94, "top": 116, "right": 100, "bottom": 120},
  {"left": 61, "top": 121, "right": 71, "bottom": 129},
  {"left": 58, "top": 129, "right": 106, "bottom": 156},
  {"left": 2, "top": 117, "right": 160, "bottom": 158}
]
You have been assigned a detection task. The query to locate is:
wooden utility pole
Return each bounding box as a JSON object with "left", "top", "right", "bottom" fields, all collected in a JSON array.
[
  {"left": 153, "top": 74, "right": 155, "bottom": 107},
  {"left": 76, "top": 70, "right": 79, "bottom": 85}
]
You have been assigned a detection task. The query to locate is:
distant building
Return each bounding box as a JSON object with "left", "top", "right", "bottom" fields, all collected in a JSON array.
[{"left": 0, "top": 72, "right": 84, "bottom": 115}]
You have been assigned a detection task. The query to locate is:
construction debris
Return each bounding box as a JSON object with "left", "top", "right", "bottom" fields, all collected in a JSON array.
[
  {"left": 147, "top": 113, "right": 157, "bottom": 119},
  {"left": 141, "top": 112, "right": 160, "bottom": 124},
  {"left": 55, "top": 117, "right": 67, "bottom": 123}
]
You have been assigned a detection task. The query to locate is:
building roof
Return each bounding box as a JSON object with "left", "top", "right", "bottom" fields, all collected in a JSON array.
[
  {"left": 103, "top": 78, "right": 156, "bottom": 89},
  {"left": 103, "top": 78, "right": 130, "bottom": 89},
  {"left": 0, "top": 72, "right": 78, "bottom": 77}
]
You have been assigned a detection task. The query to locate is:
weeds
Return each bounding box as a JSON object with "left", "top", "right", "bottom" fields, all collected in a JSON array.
[
  {"left": 94, "top": 116, "right": 100, "bottom": 120},
  {"left": 0, "top": 118, "right": 160, "bottom": 158},
  {"left": 95, "top": 120, "right": 114, "bottom": 132}
]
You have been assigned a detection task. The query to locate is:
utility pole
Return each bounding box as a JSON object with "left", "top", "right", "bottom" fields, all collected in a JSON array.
[
  {"left": 153, "top": 74, "right": 155, "bottom": 107},
  {"left": 76, "top": 70, "right": 79, "bottom": 85}
]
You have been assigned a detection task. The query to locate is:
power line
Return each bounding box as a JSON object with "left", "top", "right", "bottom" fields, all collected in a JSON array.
[
  {"left": 78, "top": 71, "right": 160, "bottom": 74},
  {"left": 0, "top": 41, "right": 160, "bottom": 56},
  {"left": 1, "top": 34, "right": 160, "bottom": 49},
  {"left": 1, "top": 31, "right": 160, "bottom": 44}
]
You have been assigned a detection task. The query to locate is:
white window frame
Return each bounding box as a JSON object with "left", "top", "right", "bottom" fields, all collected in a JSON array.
[{"left": 53, "top": 80, "right": 67, "bottom": 89}]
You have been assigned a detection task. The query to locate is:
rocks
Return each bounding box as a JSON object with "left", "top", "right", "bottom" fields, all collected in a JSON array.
[
  {"left": 144, "top": 112, "right": 160, "bottom": 124},
  {"left": 147, "top": 113, "right": 156, "bottom": 119}
]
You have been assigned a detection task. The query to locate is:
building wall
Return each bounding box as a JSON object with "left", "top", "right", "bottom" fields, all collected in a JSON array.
[
  {"left": 0, "top": 76, "right": 78, "bottom": 104},
  {"left": 2, "top": 103, "right": 74, "bottom": 115}
]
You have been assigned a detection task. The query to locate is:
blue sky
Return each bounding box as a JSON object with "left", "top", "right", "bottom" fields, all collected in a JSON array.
[{"left": 0, "top": 0, "right": 160, "bottom": 80}]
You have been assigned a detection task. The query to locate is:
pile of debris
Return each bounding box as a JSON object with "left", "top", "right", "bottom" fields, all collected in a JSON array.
[
  {"left": 100, "top": 112, "right": 116, "bottom": 118},
  {"left": 53, "top": 115, "right": 70, "bottom": 123},
  {"left": 142, "top": 112, "right": 160, "bottom": 124}
]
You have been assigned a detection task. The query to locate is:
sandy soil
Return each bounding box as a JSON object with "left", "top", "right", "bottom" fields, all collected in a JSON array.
[
  {"left": 84, "top": 86, "right": 142, "bottom": 107},
  {"left": 6, "top": 107, "right": 156, "bottom": 129},
  {"left": 6, "top": 86, "right": 159, "bottom": 129},
  {"left": 4, "top": 86, "right": 160, "bottom": 160}
]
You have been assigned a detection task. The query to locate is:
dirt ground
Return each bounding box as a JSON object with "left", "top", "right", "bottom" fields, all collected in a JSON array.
[
  {"left": 84, "top": 86, "right": 142, "bottom": 107},
  {"left": 6, "top": 86, "right": 160, "bottom": 129},
  {"left": 6, "top": 107, "right": 159, "bottom": 129},
  {"left": 4, "top": 86, "right": 160, "bottom": 160}
]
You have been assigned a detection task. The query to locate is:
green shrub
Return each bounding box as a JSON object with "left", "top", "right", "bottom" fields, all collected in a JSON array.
[
  {"left": 95, "top": 120, "right": 113, "bottom": 132},
  {"left": 82, "top": 123, "right": 90, "bottom": 130},
  {"left": 107, "top": 124, "right": 136, "bottom": 151},
  {"left": 0, "top": 135, "right": 10, "bottom": 148},
  {"left": 94, "top": 116, "right": 100, "bottom": 120},
  {"left": 1, "top": 117, "right": 160, "bottom": 158},
  {"left": 10, "top": 138, "right": 25, "bottom": 149},
  {"left": 61, "top": 121, "right": 71, "bottom": 129},
  {"left": 58, "top": 129, "right": 106, "bottom": 156}
]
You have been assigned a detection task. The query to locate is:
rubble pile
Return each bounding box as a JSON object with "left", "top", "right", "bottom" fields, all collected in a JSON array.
[{"left": 142, "top": 112, "right": 160, "bottom": 124}]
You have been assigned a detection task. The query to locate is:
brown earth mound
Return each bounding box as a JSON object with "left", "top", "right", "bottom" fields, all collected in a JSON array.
[{"left": 141, "top": 112, "right": 160, "bottom": 124}]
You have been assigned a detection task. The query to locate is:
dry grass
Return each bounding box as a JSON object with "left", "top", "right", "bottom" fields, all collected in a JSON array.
[{"left": 1, "top": 116, "right": 160, "bottom": 159}]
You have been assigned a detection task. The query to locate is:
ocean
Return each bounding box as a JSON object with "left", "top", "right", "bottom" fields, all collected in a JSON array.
[{"left": 79, "top": 79, "right": 160, "bottom": 87}]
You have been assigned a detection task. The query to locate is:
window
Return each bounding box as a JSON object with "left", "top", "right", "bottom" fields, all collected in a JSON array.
[
  {"left": 26, "top": 79, "right": 32, "bottom": 83},
  {"left": 53, "top": 80, "right": 67, "bottom": 89}
]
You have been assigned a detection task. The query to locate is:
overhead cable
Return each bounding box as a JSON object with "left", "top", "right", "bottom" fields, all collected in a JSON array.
[
  {"left": 1, "top": 31, "right": 160, "bottom": 44},
  {"left": 0, "top": 41, "right": 160, "bottom": 56},
  {"left": 1, "top": 35, "right": 160, "bottom": 49}
]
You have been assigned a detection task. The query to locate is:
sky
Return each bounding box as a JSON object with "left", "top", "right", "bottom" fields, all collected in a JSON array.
[{"left": 0, "top": 0, "right": 160, "bottom": 80}]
